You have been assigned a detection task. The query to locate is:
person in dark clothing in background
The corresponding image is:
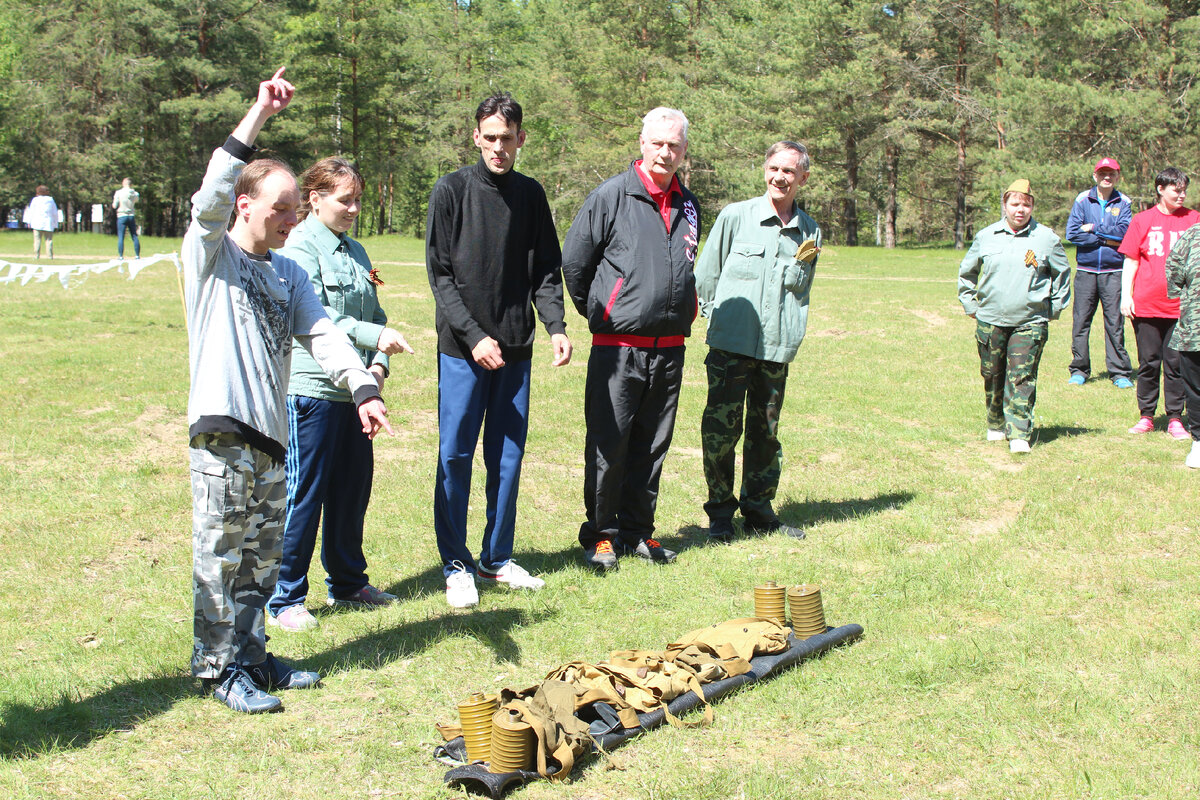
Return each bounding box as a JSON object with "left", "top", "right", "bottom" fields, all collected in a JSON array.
[
  {"left": 425, "top": 93, "right": 572, "bottom": 609},
  {"left": 561, "top": 107, "right": 701, "bottom": 571}
]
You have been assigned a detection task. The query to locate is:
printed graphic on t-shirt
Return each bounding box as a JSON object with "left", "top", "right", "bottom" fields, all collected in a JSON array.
[
  {"left": 239, "top": 261, "right": 292, "bottom": 361},
  {"left": 1145, "top": 228, "right": 1185, "bottom": 258}
]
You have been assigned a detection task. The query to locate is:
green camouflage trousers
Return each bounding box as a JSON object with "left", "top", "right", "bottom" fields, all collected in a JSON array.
[
  {"left": 701, "top": 348, "right": 788, "bottom": 524},
  {"left": 975, "top": 320, "right": 1048, "bottom": 441},
  {"left": 189, "top": 433, "right": 285, "bottom": 678}
]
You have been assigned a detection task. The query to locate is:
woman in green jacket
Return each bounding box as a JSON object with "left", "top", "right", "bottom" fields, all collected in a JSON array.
[
  {"left": 958, "top": 179, "right": 1071, "bottom": 453},
  {"left": 267, "top": 157, "right": 414, "bottom": 632}
]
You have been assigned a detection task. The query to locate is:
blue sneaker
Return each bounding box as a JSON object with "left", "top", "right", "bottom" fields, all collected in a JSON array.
[
  {"left": 1067, "top": 374, "right": 1086, "bottom": 386},
  {"left": 1112, "top": 377, "right": 1133, "bottom": 389},
  {"left": 211, "top": 664, "right": 283, "bottom": 713},
  {"left": 245, "top": 653, "right": 321, "bottom": 691}
]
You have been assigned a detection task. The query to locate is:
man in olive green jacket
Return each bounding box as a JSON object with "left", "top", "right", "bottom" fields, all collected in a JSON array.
[{"left": 695, "top": 141, "right": 820, "bottom": 543}]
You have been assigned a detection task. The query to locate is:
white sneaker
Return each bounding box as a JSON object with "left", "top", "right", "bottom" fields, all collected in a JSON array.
[
  {"left": 1187, "top": 441, "right": 1200, "bottom": 469},
  {"left": 445, "top": 562, "right": 479, "bottom": 608},
  {"left": 478, "top": 561, "right": 545, "bottom": 591},
  {"left": 986, "top": 429, "right": 1006, "bottom": 442},
  {"left": 1010, "top": 439, "right": 1031, "bottom": 454}
]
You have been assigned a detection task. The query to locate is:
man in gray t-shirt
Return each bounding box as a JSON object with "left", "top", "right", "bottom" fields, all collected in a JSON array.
[
  {"left": 184, "top": 69, "right": 391, "bottom": 714},
  {"left": 112, "top": 177, "right": 141, "bottom": 259}
]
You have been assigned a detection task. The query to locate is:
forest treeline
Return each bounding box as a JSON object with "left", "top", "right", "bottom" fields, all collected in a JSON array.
[{"left": 1, "top": 0, "right": 1197, "bottom": 247}]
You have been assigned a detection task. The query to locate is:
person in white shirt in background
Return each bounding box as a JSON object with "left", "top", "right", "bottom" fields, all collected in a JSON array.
[{"left": 24, "top": 185, "right": 60, "bottom": 259}]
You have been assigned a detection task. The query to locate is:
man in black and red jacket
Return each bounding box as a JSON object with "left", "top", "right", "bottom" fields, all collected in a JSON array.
[{"left": 561, "top": 107, "right": 702, "bottom": 571}]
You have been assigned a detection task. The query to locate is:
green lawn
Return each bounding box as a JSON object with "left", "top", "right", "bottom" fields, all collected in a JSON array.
[{"left": 0, "top": 233, "right": 1196, "bottom": 799}]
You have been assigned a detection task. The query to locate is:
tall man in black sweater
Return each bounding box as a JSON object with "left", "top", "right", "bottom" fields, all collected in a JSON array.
[{"left": 426, "top": 93, "right": 572, "bottom": 608}]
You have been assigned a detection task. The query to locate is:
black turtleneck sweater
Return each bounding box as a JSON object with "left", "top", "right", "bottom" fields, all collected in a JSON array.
[{"left": 425, "top": 158, "right": 567, "bottom": 362}]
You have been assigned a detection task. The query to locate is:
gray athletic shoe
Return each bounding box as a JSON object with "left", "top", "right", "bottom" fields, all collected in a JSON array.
[{"left": 211, "top": 664, "right": 283, "bottom": 713}]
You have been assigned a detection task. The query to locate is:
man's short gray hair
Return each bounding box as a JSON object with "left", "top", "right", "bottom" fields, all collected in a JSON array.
[
  {"left": 765, "top": 141, "right": 810, "bottom": 172},
  {"left": 641, "top": 107, "right": 689, "bottom": 141}
]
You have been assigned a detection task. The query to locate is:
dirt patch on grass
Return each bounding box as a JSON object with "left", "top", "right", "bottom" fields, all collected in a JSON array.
[
  {"left": 907, "top": 308, "right": 947, "bottom": 326},
  {"left": 81, "top": 405, "right": 115, "bottom": 416},
  {"left": 979, "top": 446, "right": 1023, "bottom": 473},
  {"left": 934, "top": 776, "right": 972, "bottom": 794},
  {"left": 131, "top": 405, "right": 184, "bottom": 466},
  {"left": 964, "top": 499, "right": 1025, "bottom": 540}
]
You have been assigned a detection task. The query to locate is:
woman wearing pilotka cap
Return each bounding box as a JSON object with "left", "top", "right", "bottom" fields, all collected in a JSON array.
[{"left": 958, "top": 179, "right": 1071, "bottom": 453}]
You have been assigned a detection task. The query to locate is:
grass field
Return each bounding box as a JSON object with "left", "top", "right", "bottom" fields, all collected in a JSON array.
[{"left": 1, "top": 232, "right": 1197, "bottom": 799}]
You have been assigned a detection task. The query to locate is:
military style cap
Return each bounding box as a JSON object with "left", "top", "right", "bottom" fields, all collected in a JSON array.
[{"left": 1003, "top": 179, "right": 1033, "bottom": 201}]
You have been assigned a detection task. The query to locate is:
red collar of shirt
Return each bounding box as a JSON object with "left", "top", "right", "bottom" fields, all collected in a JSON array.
[{"left": 634, "top": 159, "right": 680, "bottom": 230}]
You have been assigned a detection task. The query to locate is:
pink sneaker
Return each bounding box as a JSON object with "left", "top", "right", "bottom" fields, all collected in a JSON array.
[
  {"left": 1128, "top": 416, "right": 1154, "bottom": 434},
  {"left": 267, "top": 604, "right": 319, "bottom": 632},
  {"left": 1167, "top": 419, "right": 1190, "bottom": 440}
]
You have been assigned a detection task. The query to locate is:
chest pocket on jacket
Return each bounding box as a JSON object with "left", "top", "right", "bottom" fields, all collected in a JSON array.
[
  {"left": 321, "top": 265, "right": 362, "bottom": 318},
  {"left": 726, "top": 242, "right": 765, "bottom": 280}
]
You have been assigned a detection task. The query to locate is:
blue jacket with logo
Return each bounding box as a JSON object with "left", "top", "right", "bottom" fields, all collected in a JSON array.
[{"left": 1065, "top": 187, "right": 1131, "bottom": 272}]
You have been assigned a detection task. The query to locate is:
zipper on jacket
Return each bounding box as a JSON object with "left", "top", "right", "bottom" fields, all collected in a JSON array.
[{"left": 664, "top": 206, "right": 676, "bottom": 316}]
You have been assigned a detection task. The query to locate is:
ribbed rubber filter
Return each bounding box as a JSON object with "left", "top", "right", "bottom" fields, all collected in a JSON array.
[
  {"left": 488, "top": 708, "right": 535, "bottom": 773},
  {"left": 788, "top": 584, "right": 826, "bottom": 639},
  {"left": 457, "top": 692, "right": 499, "bottom": 763},
  {"left": 754, "top": 580, "right": 787, "bottom": 624}
]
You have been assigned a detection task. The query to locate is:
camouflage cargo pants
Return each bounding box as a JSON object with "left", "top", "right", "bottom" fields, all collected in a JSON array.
[
  {"left": 189, "top": 433, "right": 285, "bottom": 678},
  {"left": 975, "top": 320, "right": 1048, "bottom": 441},
  {"left": 701, "top": 348, "right": 788, "bottom": 524}
]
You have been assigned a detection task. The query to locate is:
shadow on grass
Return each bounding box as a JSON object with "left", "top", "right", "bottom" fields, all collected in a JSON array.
[
  {"left": 312, "top": 606, "right": 558, "bottom": 674},
  {"left": 0, "top": 672, "right": 193, "bottom": 760},
  {"left": 779, "top": 490, "right": 915, "bottom": 527},
  {"left": 0, "top": 604, "right": 555, "bottom": 760},
  {"left": 1034, "top": 425, "right": 1099, "bottom": 444},
  {"left": 671, "top": 491, "right": 916, "bottom": 552},
  {"left": 372, "top": 543, "right": 592, "bottom": 602},
  {"left": 0, "top": 568, "right": 579, "bottom": 761}
]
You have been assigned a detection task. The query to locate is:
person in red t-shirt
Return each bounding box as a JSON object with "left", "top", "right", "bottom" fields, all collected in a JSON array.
[{"left": 1118, "top": 167, "right": 1200, "bottom": 437}]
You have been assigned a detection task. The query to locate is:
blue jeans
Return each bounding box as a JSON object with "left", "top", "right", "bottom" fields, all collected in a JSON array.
[
  {"left": 434, "top": 353, "right": 531, "bottom": 578},
  {"left": 116, "top": 215, "right": 140, "bottom": 258},
  {"left": 269, "top": 395, "right": 373, "bottom": 616}
]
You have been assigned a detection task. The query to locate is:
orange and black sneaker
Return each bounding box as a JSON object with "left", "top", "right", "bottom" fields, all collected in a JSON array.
[
  {"left": 584, "top": 538, "right": 618, "bottom": 571},
  {"left": 622, "top": 538, "right": 677, "bottom": 564}
]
